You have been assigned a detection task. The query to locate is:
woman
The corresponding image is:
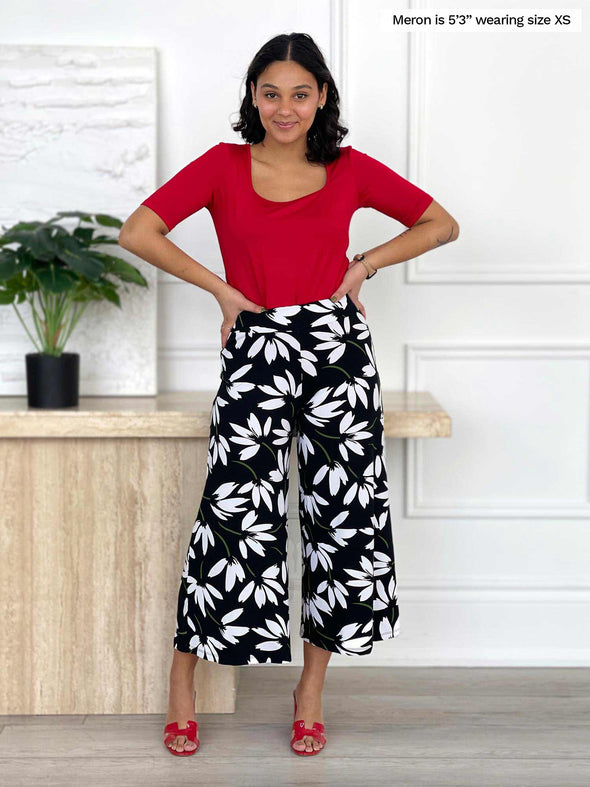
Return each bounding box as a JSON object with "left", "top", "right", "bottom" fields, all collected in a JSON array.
[{"left": 120, "top": 32, "right": 459, "bottom": 758}]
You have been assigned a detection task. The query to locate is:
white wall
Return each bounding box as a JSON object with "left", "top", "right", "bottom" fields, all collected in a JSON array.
[{"left": 3, "top": 0, "right": 589, "bottom": 666}]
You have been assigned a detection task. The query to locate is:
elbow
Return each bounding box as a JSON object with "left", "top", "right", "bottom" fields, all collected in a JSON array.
[
  {"left": 118, "top": 223, "right": 132, "bottom": 250},
  {"left": 441, "top": 218, "right": 460, "bottom": 242}
]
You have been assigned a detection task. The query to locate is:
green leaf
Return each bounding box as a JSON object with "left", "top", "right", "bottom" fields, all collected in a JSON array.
[
  {"left": 4, "top": 226, "right": 58, "bottom": 261},
  {"left": 56, "top": 236, "right": 105, "bottom": 279},
  {"left": 36, "top": 266, "right": 78, "bottom": 293},
  {"left": 0, "top": 259, "right": 19, "bottom": 282},
  {"left": 73, "top": 227, "right": 95, "bottom": 244},
  {"left": 89, "top": 235, "right": 120, "bottom": 245},
  {"left": 97, "top": 254, "right": 148, "bottom": 286},
  {"left": 95, "top": 214, "right": 123, "bottom": 228}
]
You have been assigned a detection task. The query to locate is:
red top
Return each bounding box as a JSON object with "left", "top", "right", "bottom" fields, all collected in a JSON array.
[{"left": 140, "top": 142, "right": 433, "bottom": 308}]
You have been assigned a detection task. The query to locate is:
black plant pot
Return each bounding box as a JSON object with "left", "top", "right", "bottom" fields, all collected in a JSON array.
[{"left": 25, "top": 352, "right": 80, "bottom": 408}]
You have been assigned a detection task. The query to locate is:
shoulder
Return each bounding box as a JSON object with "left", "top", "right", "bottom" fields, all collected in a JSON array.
[
  {"left": 347, "top": 146, "right": 373, "bottom": 165},
  {"left": 191, "top": 141, "right": 237, "bottom": 163},
  {"left": 217, "top": 141, "right": 247, "bottom": 157}
]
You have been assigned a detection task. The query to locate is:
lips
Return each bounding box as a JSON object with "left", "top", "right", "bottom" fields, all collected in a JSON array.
[{"left": 275, "top": 122, "right": 296, "bottom": 128}]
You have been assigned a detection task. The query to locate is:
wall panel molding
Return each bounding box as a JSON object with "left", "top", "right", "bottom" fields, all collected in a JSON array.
[{"left": 405, "top": 341, "right": 590, "bottom": 518}]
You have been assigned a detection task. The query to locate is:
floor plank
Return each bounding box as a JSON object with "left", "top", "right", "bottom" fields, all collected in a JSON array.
[{"left": 0, "top": 667, "right": 588, "bottom": 787}]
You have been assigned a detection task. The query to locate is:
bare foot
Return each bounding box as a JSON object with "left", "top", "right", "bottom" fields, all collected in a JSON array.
[
  {"left": 165, "top": 676, "right": 198, "bottom": 753},
  {"left": 292, "top": 683, "right": 325, "bottom": 753}
]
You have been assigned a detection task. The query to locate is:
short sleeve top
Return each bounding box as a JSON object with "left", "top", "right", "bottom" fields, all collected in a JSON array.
[{"left": 140, "top": 142, "right": 433, "bottom": 309}]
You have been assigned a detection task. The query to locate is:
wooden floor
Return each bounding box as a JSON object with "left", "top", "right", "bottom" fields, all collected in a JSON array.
[{"left": 1, "top": 667, "right": 589, "bottom": 786}]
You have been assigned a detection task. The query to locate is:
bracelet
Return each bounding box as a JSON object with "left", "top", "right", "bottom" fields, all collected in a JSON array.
[{"left": 353, "top": 253, "right": 377, "bottom": 279}]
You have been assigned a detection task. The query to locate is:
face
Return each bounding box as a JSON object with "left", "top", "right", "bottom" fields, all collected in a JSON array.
[{"left": 250, "top": 61, "right": 327, "bottom": 144}]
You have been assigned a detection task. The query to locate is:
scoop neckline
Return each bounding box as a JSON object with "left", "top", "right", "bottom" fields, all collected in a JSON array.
[{"left": 246, "top": 143, "right": 332, "bottom": 204}]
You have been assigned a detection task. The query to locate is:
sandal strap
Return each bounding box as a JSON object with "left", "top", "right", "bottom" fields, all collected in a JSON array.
[
  {"left": 291, "top": 719, "right": 326, "bottom": 743},
  {"left": 164, "top": 719, "right": 198, "bottom": 742}
]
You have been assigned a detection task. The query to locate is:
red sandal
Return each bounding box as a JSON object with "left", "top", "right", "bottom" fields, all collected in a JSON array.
[
  {"left": 163, "top": 689, "right": 200, "bottom": 756},
  {"left": 290, "top": 687, "right": 327, "bottom": 756}
]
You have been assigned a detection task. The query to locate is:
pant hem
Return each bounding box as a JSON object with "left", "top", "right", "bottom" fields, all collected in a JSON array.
[
  {"left": 300, "top": 627, "right": 401, "bottom": 656},
  {"left": 174, "top": 643, "right": 293, "bottom": 666}
]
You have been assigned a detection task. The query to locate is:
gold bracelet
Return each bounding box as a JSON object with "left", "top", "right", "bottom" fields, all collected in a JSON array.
[{"left": 353, "top": 253, "right": 377, "bottom": 279}]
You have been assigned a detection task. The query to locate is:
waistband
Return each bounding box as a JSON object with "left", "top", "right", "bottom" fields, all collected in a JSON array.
[{"left": 234, "top": 293, "right": 358, "bottom": 333}]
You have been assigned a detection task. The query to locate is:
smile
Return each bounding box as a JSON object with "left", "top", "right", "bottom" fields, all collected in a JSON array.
[{"left": 275, "top": 122, "right": 297, "bottom": 129}]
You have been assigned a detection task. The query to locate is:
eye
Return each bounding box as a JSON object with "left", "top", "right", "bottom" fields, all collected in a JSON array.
[{"left": 263, "top": 92, "right": 309, "bottom": 100}]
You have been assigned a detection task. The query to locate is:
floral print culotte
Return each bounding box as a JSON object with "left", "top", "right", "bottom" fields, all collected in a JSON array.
[{"left": 174, "top": 293, "right": 400, "bottom": 664}]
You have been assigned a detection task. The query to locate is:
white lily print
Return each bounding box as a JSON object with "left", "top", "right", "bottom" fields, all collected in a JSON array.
[
  {"left": 316, "top": 577, "right": 350, "bottom": 609},
  {"left": 190, "top": 516, "right": 215, "bottom": 555},
  {"left": 206, "top": 429, "right": 232, "bottom": 471},
  {"left": 335, "top": 621, "right": 373, "bottom": 654},
  {"left": 312, "top": 461, "right": 348, "bottom": 495},
  {"left": 238, "top": 563, "right": 285, "bottom": 607},
  {"left": 299, "top": 485, "right": 329, "bottom": 523},
  {"left": 350, "top": 315, "right": 371, "bottom": 340},
  {"left": 187, "top": 631, "right": 227, "bottom": 661},
  {"left": 209, "top": 556, "right": 247, "bottom": 592},
  {"left": 220, "top": 362, "right": 256, "bottom": 400},
  {"left": 309, "top": 323, "right": 348, "bottom": 362},
  {"left": 258, "top": 368, "right": 302, "bottom": 410},
  {"left": 230, "top": 411, "right": 274, "bottom": 460},
  {"left": 218, "top": 607, "right": 250, "bottom": 644},
  {"left": 271, "top": 418, "right": 294, "bottom": 447},
  {"left": 373, "top": 575, "right": 397, "bottom": 611},
  {"left": 268, "top": 449, "right": 290, "bottom": 489},
  {"left": 252, "top": 613, "right": 290, "bottom": 651},
  {"left": 302, "top": 588, "right": 332, "bottom": 627},
  {"left": 208, "top": 480, "right": 249, "bottom": 521},
  {"left": 333, "top": 377, "right": 371, "bottom": 409},
  {"left": 184, "top": 572, "right": 224, "bottom": 616},
  {"left": 238, "top": 327, "right": 300, "bottom": 365},
  {"left": 239, "top": 509, "right": 277, "bottom": 559},
  {"left": 236, "top": 475, "right": 276, "bottom": 511},
  {"left": 323, "top": 510, "right": 359, "bottom": 546},
  {"left": 300, "top": 348, "right": 321, "bottom": 377},
  {"left": 304, "top": 539, "right": 339, "bottom": 572},
  {"left": 296, "top": 428, "right": 315, "bottom": 462},
  {"left": 343, "top": 460, "right": 376, "bottom": 507},
  {"left": 336, "top": 410, "right": 374, "bottom": 461},
  {"left": 374, "top": 550, "right": 394, "bottom": 578},
  {"left": 302, "top": 387, "right": 346, "bottom": 428},
  {"left": 344, "top": 554, "right": 375, "bottom": 602}
]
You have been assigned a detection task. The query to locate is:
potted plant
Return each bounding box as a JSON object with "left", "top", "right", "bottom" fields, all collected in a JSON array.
[{"left": 0, "top": 211, "right": 148, "bottom": 408}]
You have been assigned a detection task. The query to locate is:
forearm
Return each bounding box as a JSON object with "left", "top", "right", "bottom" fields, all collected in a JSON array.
[
  {"left": 360, "top": 220, "right": 458, "bottom": 272},
  {"left": 118, "top": 230, "right": 228, "bottom": 298}
]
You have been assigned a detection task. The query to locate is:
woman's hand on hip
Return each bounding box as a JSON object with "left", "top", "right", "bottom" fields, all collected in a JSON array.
[
  {"left": 216, "top": 284, "right": 266, "bottom": 350},
  {"left": 329, "top": 259, "right": 369, "bottom": 318}
]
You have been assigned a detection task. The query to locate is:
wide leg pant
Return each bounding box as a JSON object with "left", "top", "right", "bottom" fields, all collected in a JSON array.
[{"left": 174, "top": 293, "right": 400, "bottom": 664}]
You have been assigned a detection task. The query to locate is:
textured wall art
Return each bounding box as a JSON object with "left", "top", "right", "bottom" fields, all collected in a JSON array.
[{"left": 0, "top": 44, "right": 158, "bottom": 395}]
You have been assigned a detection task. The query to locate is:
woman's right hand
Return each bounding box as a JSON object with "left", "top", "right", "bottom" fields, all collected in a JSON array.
[{"left": 217, "top": 285, "right": 266, "bottom": 350}]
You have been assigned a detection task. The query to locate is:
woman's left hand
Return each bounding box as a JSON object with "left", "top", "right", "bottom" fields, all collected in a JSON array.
[{"left": 329, "top": 259, "right": 368, "bottom": 318}]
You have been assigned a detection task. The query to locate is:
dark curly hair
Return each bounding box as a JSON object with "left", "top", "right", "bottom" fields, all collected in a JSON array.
[{"left": 231, "top": 32, "right": 349, "bottom": 164}]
